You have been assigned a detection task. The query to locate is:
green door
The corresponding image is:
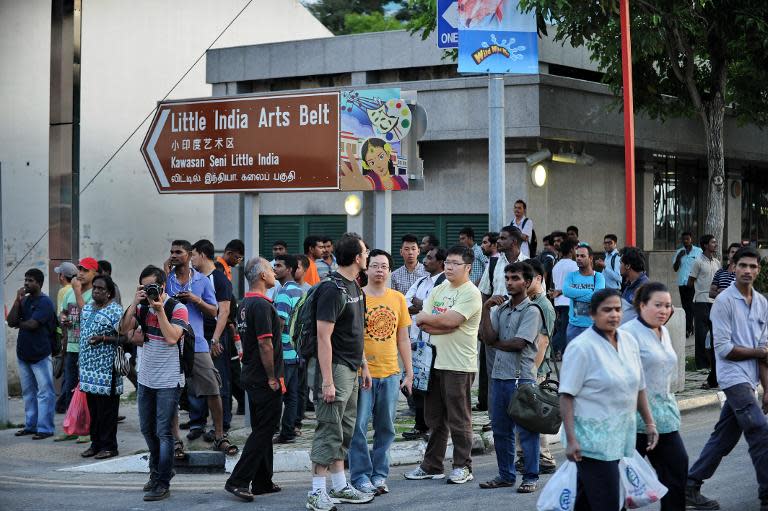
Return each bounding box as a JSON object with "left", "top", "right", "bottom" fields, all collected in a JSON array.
[
  {"left": 391, "top": 214, "right": 489, "bottom": 267},
  {"left": 259, "top": 215, "right": 347, "bottom": 258}
]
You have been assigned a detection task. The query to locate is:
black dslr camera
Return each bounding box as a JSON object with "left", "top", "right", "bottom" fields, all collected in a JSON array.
[{"left": 144, "top": 283, "right": 162, "bottom": 302}]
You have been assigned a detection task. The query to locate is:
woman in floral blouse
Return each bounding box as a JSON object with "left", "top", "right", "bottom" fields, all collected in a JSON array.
[
  {"left": 621, "top": 282, "right": 688, "bottom": 511},
  {"left": 559, "top": 288, "right": 658, "bottom": 510},
  {"left": 78, "top": 274, "right": 124, "bottom": 459}
]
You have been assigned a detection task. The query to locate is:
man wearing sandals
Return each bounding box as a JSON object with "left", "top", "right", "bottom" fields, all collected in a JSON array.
[
  {"left": 225, "top": 257, "right": 285, "bottom": 502},
  {"left": 121, "top": 265, "right": 189, "bottom": 502},
  {"left": 478, "top": 262, "right": 543, "bottom": 493}
]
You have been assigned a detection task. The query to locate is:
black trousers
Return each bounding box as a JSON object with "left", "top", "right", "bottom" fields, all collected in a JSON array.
[
  {"left": 295, "top": 362, "right": 309, "bottom": 428},
  {"left": 693, "top": 302, "right": 713, "bottom": 372},
  {"left": 227, "top": 384, "right": 282, "bottom": 491},
  {"left": 477, "top": 342, "right": 488, "bottom": 411},
  {"left": 86, "top": 392, "right": 120, "bottom": 452},
  {"left": 413, "top": 391, "right": 428, "bottom": 432},
  {"left": 637, "top": 431, "right": 688, "bottom": 511},
  {"left": 575, "top": 457, "right": 620, "bottom": 511},
  {"left": 679, "top": 286, "right": 695, "bottom": 335}
]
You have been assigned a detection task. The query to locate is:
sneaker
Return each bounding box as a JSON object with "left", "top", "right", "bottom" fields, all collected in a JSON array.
[
  {"left": 143, "top": 486, "right": 170, "bottom": 501},
  {"left": 306, "top": 489, "right": 337, "bottom": 511},
  {"left": 328, "top": 484, "right": 375, "bottom": 504},
  {"left": 142, "top": 479, "right": 157, "bottom": 492},
  {"left": 353, "top": 481, "right": 378, "bottom": 495},
  {"left": 447, "top": 467, "right": 474, "bottom": 484},
  {"left": 401, "top": 428, "right": 428, "bottom": 441},
  {"left": 404, "top": 467, "right": 445, "bottom": 480},
  {"left": 685, "top": 486, "right": 720, "bottom": 510},
  {"left": 371, "top": 478, "right": 389, "bottom": 495}
]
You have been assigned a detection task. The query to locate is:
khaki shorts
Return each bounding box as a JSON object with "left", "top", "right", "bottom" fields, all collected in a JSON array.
[
  {"left": 308, "top": 359, "right": 359, "bottom": 466},
  {"left": 186, "top": 352, "right": 221, "bottom": 397}
]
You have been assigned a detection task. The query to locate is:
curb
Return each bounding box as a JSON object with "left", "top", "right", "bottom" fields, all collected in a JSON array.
[{"left": 677, "top": 393, "right": 721, "bottom": 414}]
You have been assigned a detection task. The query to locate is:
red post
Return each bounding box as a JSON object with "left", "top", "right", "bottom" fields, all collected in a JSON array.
[{"left": 620, "top": 0, "right": 636, "bottom": 246}]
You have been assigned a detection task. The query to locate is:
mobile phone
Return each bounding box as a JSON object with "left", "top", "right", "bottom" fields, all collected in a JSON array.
[{"left": 400, "top": 386, "right": 411, "bottom": 399}]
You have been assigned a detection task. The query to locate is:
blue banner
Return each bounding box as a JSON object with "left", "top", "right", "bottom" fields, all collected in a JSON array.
[{"left": 457, "top": 0, "right": 538, "bottom": 74}]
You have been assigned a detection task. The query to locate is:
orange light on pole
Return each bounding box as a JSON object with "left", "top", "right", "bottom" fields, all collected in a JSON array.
[{"left": 620, "top": 0, "right": 636, "bottom": 246}]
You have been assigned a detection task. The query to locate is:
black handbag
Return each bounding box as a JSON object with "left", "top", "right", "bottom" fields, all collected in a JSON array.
[{"left": 506, "top": 376, "right": 562, "bottom": 435}]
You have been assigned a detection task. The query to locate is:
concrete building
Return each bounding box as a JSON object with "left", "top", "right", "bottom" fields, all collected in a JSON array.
[
  {"left": 206, "top": 29, "right": 768, "bottom": 292},
  {"left": 1, "top": 0, "right": 331, "bottom": 387}
]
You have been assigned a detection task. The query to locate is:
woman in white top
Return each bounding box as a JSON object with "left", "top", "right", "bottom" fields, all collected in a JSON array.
[
  {"left": 560, "top": 288, "right": 658, "bottom": 510},
  {"left": 620, "top": 282, "right": 688, "bottom": 511}
]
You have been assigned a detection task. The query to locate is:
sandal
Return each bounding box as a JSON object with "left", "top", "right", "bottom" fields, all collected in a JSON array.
[
  {"left": 224, "top": 484, "right": 254, "bottom": 502},
  {"left": 174, "top": 440, "right": 186, "bottom": 460},
  {"left": 186, "top": 428, "right": 204, "bottom": 441},
  {"left": 15, "top": 428, "right": 35, "bottom": 437},
  {"left": 213, "top": 436, "right": 239, "bottom": 456},
  {"left": 479, "top": 477, "right": 515, "bottom": 489},
  {"left": 252, "top": 482, "right": 281, "bottom": 495},
  {"left": 517, "top": 481, "right": 538, "bottom": 493},
  {"left": 202, "top": 429, "right": 216, "bottom": 443}
]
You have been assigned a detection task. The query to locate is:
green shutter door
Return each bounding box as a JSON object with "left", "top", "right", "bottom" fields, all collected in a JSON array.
[
  {"left": 260, "top": 215, "right": 347, "bottom": 258},
  {"left": 390, "top": 214, "right": 489, "bottom": 268}
]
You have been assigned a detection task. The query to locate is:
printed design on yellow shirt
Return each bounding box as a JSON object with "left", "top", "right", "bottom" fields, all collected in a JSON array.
[
  {"left": 366, "top": 304, "right": 398, "bottom": 343},
  {"left": 431, "top": 291, "right": 457, "bottom": 315}
]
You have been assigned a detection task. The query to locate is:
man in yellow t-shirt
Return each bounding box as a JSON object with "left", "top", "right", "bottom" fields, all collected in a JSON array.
[
  {"left": 348, "top": 249, "right": 412, "bottom": 496},
  {"left": 405, "top": 245, "right": 482, "bottom": 485}
]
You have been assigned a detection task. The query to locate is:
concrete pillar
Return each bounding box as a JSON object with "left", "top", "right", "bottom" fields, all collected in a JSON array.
[
  {"left": 639, "top": 165, "right": 655, "bottom": 251},
  {"left": 373, "top": 191, "right": 392, "bottom": 251},
  {"left": 507, "top": 160, "right": 529, "bottom": 225},
  {"left": 667, "top": 306, "right": 687, "bottom": 393},
  {"left": 242, "top": 193, "right": 260, "bottom": 260},
  {"left": 726, "top": 179, "right": 742, "bottom": 244},
  {"left": 350, "top": 71, "right": 367, "bottom": 86}
]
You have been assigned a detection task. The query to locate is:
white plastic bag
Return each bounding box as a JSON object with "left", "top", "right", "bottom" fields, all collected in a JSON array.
[
  {"left": 619, "top": 450, "right": 668, "bottom": 508},
  {"left": 537, "top": 460, "right": 577, "bottom": 511}
]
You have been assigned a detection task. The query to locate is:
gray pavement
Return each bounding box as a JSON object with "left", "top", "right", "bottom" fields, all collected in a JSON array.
[{"left": 1, "top": 405, "right": 765, "bottom": 511}]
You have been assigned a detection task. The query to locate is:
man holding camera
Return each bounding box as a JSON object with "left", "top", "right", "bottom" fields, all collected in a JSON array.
[
  {"left": 348, "top": 249, "right": 413, "bottom": 497},
  {"left": 120, "top": 265, "right": 188, "bottom": 501}
]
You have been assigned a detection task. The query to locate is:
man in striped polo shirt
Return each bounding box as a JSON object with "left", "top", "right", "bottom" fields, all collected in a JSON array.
[{"left": 120, "top": 265, "right": 189, "bottom": 502}]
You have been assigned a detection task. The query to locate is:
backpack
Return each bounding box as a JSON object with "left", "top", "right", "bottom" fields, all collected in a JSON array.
[
  {"left": 138, "top": 297, "right": 195, "bottom": 375},
  {"left": 522, "top": 218, "right": 538, "bottom": 257},
  {"left": 290, "top": 274, "right": 352, "bottom": 360}
]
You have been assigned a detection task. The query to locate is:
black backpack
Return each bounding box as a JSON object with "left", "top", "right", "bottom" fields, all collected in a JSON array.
[
  {"left": 138, "top": 298, "right": 195, "bottom": 375},
  {"left": 522, "top": 218, "right": 538, "bottom": 257},
  {"left": 291, "top": 274, "right": 353, "bottom": 360}
]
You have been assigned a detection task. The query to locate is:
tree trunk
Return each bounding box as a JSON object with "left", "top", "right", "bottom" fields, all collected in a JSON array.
[{"left": 701, "top": 93, "right": 726, "bottom": 247}]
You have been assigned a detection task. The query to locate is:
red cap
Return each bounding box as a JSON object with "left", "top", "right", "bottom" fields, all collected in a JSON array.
[{"left": 78, "top": 257, "right": 99, "bottom": 271}]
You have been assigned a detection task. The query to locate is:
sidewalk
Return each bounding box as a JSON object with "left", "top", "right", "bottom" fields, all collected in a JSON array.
[{"left": 1, "top": 369, "right": 723, "bottom": 476}]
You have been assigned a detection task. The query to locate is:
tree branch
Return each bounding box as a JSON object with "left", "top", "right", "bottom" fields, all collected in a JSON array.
[{"left": 671, "top": 23, "right": 704, "bottom": 114}]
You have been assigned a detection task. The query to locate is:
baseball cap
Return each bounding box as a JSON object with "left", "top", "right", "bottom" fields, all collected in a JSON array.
[
  {"left": 78, "top": 257, "right": 99, "bottom": 272},
  {"left": 54, "top": 261, "right": 78, "bottom": 278}
]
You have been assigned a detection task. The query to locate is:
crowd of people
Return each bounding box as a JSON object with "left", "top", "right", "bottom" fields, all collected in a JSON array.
[{"left": 8, "top": 200, "right": 768, "bottom": 511}]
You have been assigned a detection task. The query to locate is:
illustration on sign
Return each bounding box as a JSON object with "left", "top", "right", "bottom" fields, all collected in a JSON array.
[
  {"left": 339, "top": 88, "right": 411, "bottom": 191},
  {"left": 457, "top": 0, "right": 538, "bottom": 74},
  {"left": 140, "top": 92, "right": 340, "bottom": 193}
]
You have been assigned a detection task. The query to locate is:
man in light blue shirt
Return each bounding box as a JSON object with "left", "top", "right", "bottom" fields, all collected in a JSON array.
[
  {"left": 597, "top": 234, "right": 622, "bottom": 290},
  {"left": 563, "top": 244, "right": 605, "bottom": 345},
  {"left": 672, "top": 232, "right": 702, "bottom": 337},
  {"left": 686, "top": 246, "right": 768, "bottom": 510}
]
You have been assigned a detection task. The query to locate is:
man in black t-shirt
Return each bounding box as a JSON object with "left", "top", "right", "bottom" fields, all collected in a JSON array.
[
  {"left": 306, "top": 233, "right": 375, "bottom": 510},
  {"left": 225, "top": 257, "right": 283, "bottom": 502}
]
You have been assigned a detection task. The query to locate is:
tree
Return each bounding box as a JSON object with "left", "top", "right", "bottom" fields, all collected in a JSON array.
[
  {"left": 305, "top": 0, "right": 407, "bottom": 35},
  {"left": 408, "top": 0, "right": 768, "bottom": 245},
  {"left": 344, "top": 12, "right": 404, "bottom": 34}
]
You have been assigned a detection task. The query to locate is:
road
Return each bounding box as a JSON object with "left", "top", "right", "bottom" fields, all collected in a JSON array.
[{"left": 0, "top": 405, "right": 763, "bottom": 511}]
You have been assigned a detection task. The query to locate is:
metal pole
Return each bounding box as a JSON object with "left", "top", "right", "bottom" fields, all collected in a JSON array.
[
  {"left": 488, "top": 75, "right": 506, "bottom": 231},
  {"left": 620, "top": 0, "right": 637, "bottom": 246},
  {"left": 0, "top": 162, "right": 9, "bottom": 424}
]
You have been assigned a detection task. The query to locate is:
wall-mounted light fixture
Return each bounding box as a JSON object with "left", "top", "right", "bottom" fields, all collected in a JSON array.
[
  {"left": 525, "top": 149, "right": 552, "bottom": 166},
  {"left": 344, "top": 194, "right": 362, "bottom": 216},
  {"left": 531, "top": 164, "right": 547, "bottom": 187}
]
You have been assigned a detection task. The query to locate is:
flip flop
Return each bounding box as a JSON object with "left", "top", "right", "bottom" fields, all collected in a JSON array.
[
  {"left": 76, "top": 436, "right": 90, "bottom": 444},
  {"left": 54, "top": 434, "right": 78, "bottom": 442},
  {"left": 225, "top": 484, "right": 254, "bottom": 502},
  {"left": 174, "top": 440, "right": 186, "bottom": 460},
  {"left": 252, "top": 482, "right": 281, "bottom": 495},
  {"left": 213, "top": 436, "right": 239, "bottom": 456},
  {"left": 14, "top": 429, "right": 36, "bottom": 437}
]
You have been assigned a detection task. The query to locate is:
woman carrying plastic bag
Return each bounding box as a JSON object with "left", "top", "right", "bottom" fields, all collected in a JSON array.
[
  {"left": 537, "top": 460, "right": 577, "bottom": 511},
  {"left": 62, "top": 384, "right": 91, "bottom": 437},
  {"left": 620, "top": 450, "right": 668, "bottom": 508}
]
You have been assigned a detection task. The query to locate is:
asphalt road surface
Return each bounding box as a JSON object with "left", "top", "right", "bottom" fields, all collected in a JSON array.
[{"left": 0, "top": 405, "right": 763, "bottom": 511}]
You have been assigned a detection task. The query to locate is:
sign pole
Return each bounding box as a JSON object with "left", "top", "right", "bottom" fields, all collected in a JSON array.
[
  {"left": 488, "top": 75, "right": 506, "bottom": 231},
  {"left": 0, "top": 162, "right": 8, "bottom": 425},
  {"left": 620, "top": 0, "right": 636, "bottom": 246}
]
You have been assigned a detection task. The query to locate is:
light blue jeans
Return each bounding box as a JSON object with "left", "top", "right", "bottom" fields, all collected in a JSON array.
[
  {"left": 17, "top": 356, "right": 56, "bottom": 434},
  {"left": 348, "top": 374, "right": 400, "bottom": 486}
]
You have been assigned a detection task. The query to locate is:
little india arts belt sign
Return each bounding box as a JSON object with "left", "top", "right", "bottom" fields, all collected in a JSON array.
[{"left": 141, "top": 92, "right": 340, "bottom": 193}]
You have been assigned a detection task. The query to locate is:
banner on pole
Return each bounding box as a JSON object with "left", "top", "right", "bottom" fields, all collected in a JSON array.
[{"left": 457, "top": 0, "right": 538, "bottom": 74}]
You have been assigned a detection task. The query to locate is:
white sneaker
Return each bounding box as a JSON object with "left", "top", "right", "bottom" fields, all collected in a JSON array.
[
  {"left": 306, "top": 489, "right": 337, "bottom": 511},
  {"left": 353, "top": 481, "right": 378, "bottom": 495},
  {"left": 371, "top": 478, "right": 389, "bottom": 494},
  {"left": 404, "top": 467, "right": 446, "bottom": 480},
  {"left": 328, "top": 484, "right": 375, "bottom": 504},
  {"left": 447, "top": 467, "right": 474, "bottom": 484}
]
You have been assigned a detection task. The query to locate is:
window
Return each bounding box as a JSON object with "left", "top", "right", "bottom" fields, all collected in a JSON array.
[
  {"left": 742, "top": 167, "right": 768, "bottom": 247},
  {"left": 652, "top": 156, "right": 705, "bottom": 250}
]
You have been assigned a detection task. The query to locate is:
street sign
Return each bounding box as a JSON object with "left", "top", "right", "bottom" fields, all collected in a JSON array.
[
  {"left": 437, "top": 0, "right": 459, "bottom": 48},
  {"left": 140, "top": 92, "right": 339, "bottom": 193}
]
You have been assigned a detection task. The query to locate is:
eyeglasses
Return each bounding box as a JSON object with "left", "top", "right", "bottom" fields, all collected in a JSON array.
[
  {"left": 444, "top": 260, "right": 469, "bottom": 267},
  {"left": 369, "top": 263, "right": 389, "bottom": 271}
]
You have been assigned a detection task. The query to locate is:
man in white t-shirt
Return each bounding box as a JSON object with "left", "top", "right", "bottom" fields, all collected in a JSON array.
[
  {"left": 509, "top": 200, "right": 534, "bottom": 257},
  {"left": 549, "top": 240, "right": 578, "bottom": 359}
]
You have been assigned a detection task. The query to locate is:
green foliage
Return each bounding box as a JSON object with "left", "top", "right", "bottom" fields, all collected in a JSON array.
[
  {"left": 305, "top": 0, "right": 389, "bottom": 34},
  {"left": 754, "top": 259, "right": 768, "bottom": 294},
  {"left": 344, "top": 12, "right": 404, "bottom": 34}
]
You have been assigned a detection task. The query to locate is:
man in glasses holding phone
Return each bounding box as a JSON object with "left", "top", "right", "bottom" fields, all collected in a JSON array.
[{"left": 348, "top": 249, "right": 413, "bottom": 497}]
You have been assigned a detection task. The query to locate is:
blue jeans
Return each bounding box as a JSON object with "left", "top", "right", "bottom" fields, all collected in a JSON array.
[
  {"left": 491, "top": 378, "right": 540, "bottom": 483},
  {"left": 55, "top": 351, "right": 79, "bottom": 412},
  {"left": 138, "top": 384, "right": 181, "bottom": 489},
  {"left": 348, "top": 374, "right": 400, "bottom": 486},
  {"left": 17, "top": 357, "right": 56, "bottom": 434},
  {"left": 565, "top": 324, "right": 588, "bottom": 348},
  {"left": 688, "top": 382, "right": 768, "bottom": 501},
  {"left": 279, "top": 363, "right": 299, "bottom": 438}
]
